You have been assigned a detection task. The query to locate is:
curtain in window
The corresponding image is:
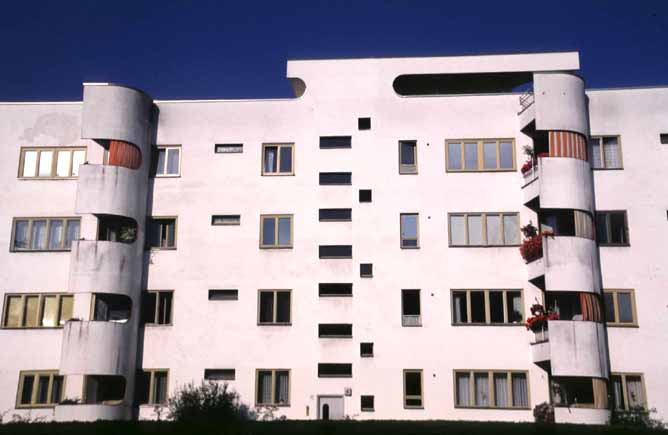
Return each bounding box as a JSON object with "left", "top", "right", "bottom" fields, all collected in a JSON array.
[
  {"left": 494, "top": 374, "right": 508, "bottom": 407},
  {"left": 474, "top": 373, "right": 489, "bottom": 406},
  {"left": 512, "top": 374, "right": 528, "bottom": 407},
  {"left": 603, "top": 137, "right": 621, "bottom": 168},
  {"left": 65, "top": 220, "right": 80, "bottom": 248},
  {"left": 264, "top": 147, "right": 277, "bottom": 173},
  {"left": 31, "top": 220, "right": 47, "bottom": 250},
  {"left": 456, "top": 373, "right": 470, "bottom": 406},
  {"left": 612, "top": 376, "right": 625, "bottom": 410},
  {"left": 449, "top": 215, "right": 466, "bottom": 245},
  {"left": 453, "top": 292, "right": 466, "bottom": 323},
  {"left": 108, "top": 140, "right": 142, "bottom": 170},
  {"left": 510, "top": 292, "right": 523, "bottom": 323},
  {"left": 468, "top": 215, "right": 483, "bottom": 245},
  {"left": 95, "top": 297, "right": 110, "bottom": 321},
  {"left": 276, "top": 371, "right": 289, "bottom": 404},
  {"left": 48, "top": 219, "right": 64, "bottom": 249},
  {"left": 589, "top": 138, "right": 602, "bottom": 168},
  {"left": 13, "top": 220, "right": 29, "bottom": 249},
  {"left": 580, "top": 292, "right": 603, "bottom": 322},
  {"left": 574, "top": 210, "right": 594, "bottom": 239},
  {"left": 626, "top": 376, "right": 644, "bottom": 409},
  {"left": 503, "top": 214, "right": 519, "bottom": 245},
  {"left": 486, "top": 214, "right": 502, "bottom": 245},
  {"left": 593, "top": 378, "right": 609, "bottom": 409},
  {"left": 258, "top": 372, "right": 272, "bottom": 404}
]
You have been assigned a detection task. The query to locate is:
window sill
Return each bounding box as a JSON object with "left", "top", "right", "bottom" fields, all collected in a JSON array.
[
  {"left": 319, "top": 183, "right": 352, "bottom": 186},
  {"left": 451, "top": 322, "right": 524, "bottom": 327},
  {"left": 592, "top": 167, "right": 624, "bottom": 171},
  {"left": 153, "top": 174, "right": 181, "bottom": 178},
  {"left": 15, "top": 404, "right": 56, "bottom": 409},
  {"left": 144, "top": 323, "right": 173, "bottom": 328},
  {"left": 319, "top": 257, "right": 353, "bottom": 260},
  {"left": 260, "top": 246, "right": 294, "bottom": 250},
  {"left": 400, "top": 246, "right": 420, "bottom": 249},
  {"left": 18, "top": 176, "right": 78, "bottom": 180},
  {"left": 598, "top": 243, "right": 631, "bottom": 247},
  {"left": 403, "top": 406, "right": 424, "bottom": 410},
  {"left": 2, "top": 326, "right": 65, "bottom": 330},
  {"left": 318, "top": 335, "right": 353, "bottom": 339},
  {"left": 256, "top": 403, "right": 291, "bottom": 407},
  {"left": 148, "top": 247, "right": 177, "bottom": 251},
  {"left": 361, "top": 354, "right": 374, "bottom": 358},
  {"left": 606, "top": 323, "right": 639, "bottom": 328},
  {"left": 139, "top": 403, "right": 167, "bottom": 407},
  {"left": 446, "top": 169, "right": 516, "bottom": 173},
  {"left": 448, "top": 244, "right": 520, "bottom": 248},
  {"left": 455, "top": 405, "right": 530, "bottom": 410},
  {"left": 11, "top": 249, "right": 72, "bottom": 253},
  {"left": 261, "top": 173, "right": 295, "bottom": 177},
  {"left": 361, "top": 408, "right": 375, "bottom": 412},
  {"left": 258, "top": 323, "right": 292, "bottom": 326},
  {"left": 361, "top": 275, "right": 373, "bottom": 278}
]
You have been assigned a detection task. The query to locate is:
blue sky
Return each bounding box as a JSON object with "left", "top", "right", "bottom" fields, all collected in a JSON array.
[{"left": 1, "top": 0, "right": 666, "bottom": 101}]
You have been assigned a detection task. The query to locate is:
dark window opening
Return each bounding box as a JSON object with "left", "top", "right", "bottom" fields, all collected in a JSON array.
[
  {"left": 358, "top": 118, "right": 371, "bottom": 130},
  {"left": 319, "top": 245, "right": 352, "bottom": 259},
  {"left": 204, "top": 369, "right": 236, "bottom": 381},
  {"left": 359, "top": 189, "right": 372, "bottom": 203},
  {"left": 360, "top": 342, "right": 374, "bottom": 357},
  {"left": 93, "top": 293, "right": 132, "bottom": 323},
  {"left": 489, "top": 291, "right": 504, "bottom": 323},
  {"left": 319, "top": 283, "right": 353, "bottom": 297},
  {"left": 215, "top": 144, "right": 243, "bottom": 153},
  {"left": 258, "top": 290, "right": 291, "bottom": 324},
  {"left": 147, "top": 218, "right": 176, "bottom": 249},
  {"left": 470, "top": 291, "right": 486, "bottom": 323},
  {"left": 660, "top": 133, "right": 668, "bottom": 144},
  {"left": 84, "top": 375, "right": 126, "bottom": 404},
  {"left": 320, "top": 136, "right": 352, "bottom": 149},
  {"left": 212, "top": 215, "right": 240, "bottom": 225},
  {"left": 551, "top": 378, "right": 596, "bottom": 407},
  {"left": 319, "top": 208, "right": 352, "bottom": 222},
  {"left": 361, "top": 395, "right": 374, "bottom": 411},
  {"left": 319, "top": 323, "right": 352, "bottom": 338},
  {"left": 142, "top": 291, "right": 172, "bottom": 325},
  {"left": 402, "top": 289, "right": 421, "bottom": 326},
  {"left": 393, "top": 72, "right": 532, "bottom": 96},
  {"left": 209, "top": 289, "right": 239, "bottom": 301},
  {"left": 596, "top": 211, "right": 629, "bottom": 245},
  {"left": 97, "top": 215, "right": 137, "bottom": 244},
  {"left": 318, "top": 363, "right": 352, "bottom": 378},
  {"left": 452, "top": 291, "right": 468, "bottom": 323},
  {"left": 319, "top": 172, "right": 352, "bottom": 185},
  {"left": 360, "top": 263, "right": 373, "bottom": 277}
]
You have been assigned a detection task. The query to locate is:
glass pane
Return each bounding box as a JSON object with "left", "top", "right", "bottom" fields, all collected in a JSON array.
[
  {"left": 59, "top": 296, "right": 74, "bottom": 325},
  {"left": 72, "top": 150, "right": 85, "bottom": 176},
  {"left": 503, "top": 214, "right": 520, "bottom": 245},
  {"left": 166, "top": 148, "right": 180, "bottom": 174},
  {"left": 494, "top": 373, "right": 508, "bottom": 407},
  {"left": 611, "top": 376, "right": 624, "bottom": 410},
  {"left": 464, "top": 142, "right": 478, "bottom": 169},
  {"left": 153, "top": 372, "right": 168, "bottom": 404},
  {"left": 38, "top": 151, "right": 53, "bottom": 176},
  {"left": 13, "top": 220, "right": 30, "bottom": 249},
  {"left": 448, "top": 143, "right": 462, "bottom": 170},
  {"left": 262, "top": 217, "right": 276, "bottom": 246},
  {"left": 65, "top": 220, "right": 80, "bottom": 249},
  {"left": 166, "top": 221, "right": 176, "bottom": 248},
  {"left": 474, "top": 373, "right": 489, "bottom": 406},
  {"left": 156, "top": 149, "right": 166, "bottom": 175},
  {"left": 158, "top": 293, "right": 172, "bottom": 324},
  {"left": 470, "top": 291, "right": 486, "bottom": 323},
  {"left": 449, "top": 215, "right": 466, "bottom": 245},
  {"left": 48, "top": 219, "right": 64, "bottom": 250},
  {"left": 257, "top": 371, "right": 272, "bottom": 404},
  {"left": 22, "top": 151, "right": 38, "bottom": 177},
  {"left": 41, "top": 296, "right": 58, "bottom": 327},
  {"left": 401, "top": 214, "right": 418, "bottom": 239},
  {"left": 483, "top": 142, "right": 497, "bottom": 169},
  {"left": 275, "top": 371, "right": 290, "bottom": 404},
  {"left": 512, "top": 373, "right": 529, "bottom": 407},
  {"left": 626, "top": 376, "right": 644, "bottom": 408},
  {"left": 588, "top": 138, "right": 602, "bottom": 168},
  {"left": 30, "top": 220, "right": 47, "bottom": 250},
  {"left": 506, "top": 291, "right": 523, "bottom": 323},
  {"left": 486, "top": 214, "right": 502, "bottom": 245},
  {"left": 596, "top": 213, "right": 609, "bottom": 243},
  {"left": 603, "top": 137, "right": 621, "bottom": 168},
  {"left": 20, "top": 375, "right": 35, "bottom": 404},
  {"left": 401, "top": 142, "right": 416, "bottom": 165},
  {"left": 5, "top": 296, "right": 23, "bottom": 327},
  {"left": 36, "top": 375, "right": 50, "bottom": 404},
  {"left": 259, "top": 292, "right": 274, "bottom": 323},
  {"left": 277, "top": 217, "right": 291, "bottom": 246},
  {"left": 489, "top": 291, "right": 504, "bottom": 323},
  {"left": 51, "top": 376, "right": 64, "bottom": 404},
  {"left": 617, "top": 292, "right": 634, "bottom": 323},
  {"left": 279, "top": 146, "right": 293, "bottom": 173},
  {"left": 604, "top": 293, "right": 615, "bottom": 322},
  {"left": 609, "top": 213, "right": 627, "bottom": 244},
  {"left": 456, "top": 373, "right": 470, "bottom": 406},
  {"left": 499, "top": 141, "right": 513, "bottom": 169},
  {"left": 276, "top": 292, "right": 290, "bottom": 323},
  {"left": 56, "top": 150, "right": 71, "bottom": 177},
  {"left": 452, "top": 291, "right": 468, "bottom": 323},
  {"left": 468, "top": 215, "right": 483, "bottom": 245},
  {"left": 24, "top": 296, "right": 39, "bottom": 327},
  {"left": 264, "top": 146, "right": 278, "bottom": 173},
  {"left": 405, "top": 372, "right": 422, "bottom": 396}
]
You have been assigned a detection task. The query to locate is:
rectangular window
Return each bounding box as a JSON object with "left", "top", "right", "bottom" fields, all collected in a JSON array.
[
  {"left": 262, "top": 143, "right": 294, "bottom": 175},
  {"left": 318, "top": 363, "right": 352, "bottom": 378},
  {"left": 260, "top": 214, "right": 293, "bottom": 248},
  {"left": 11, "top": 217, "right": 80, "bottom": 252},
  {"left": 142, "top": 291, "right": 173, "bottom": 325},
  {"left": 319, "top": 245, "right": 352, "bottom": 259},
  {"left": 448, "top": 213, "right": 519, "bottom": 246},
  {"left": 19, "top": 147, "right": 86, "bottom": 179},
  {"left": 16, "top": 371, "right": 63, "bottom": 407},
  {"left": 400, "top": 213, "right": 419, "bottom": 248},
  {"left": 360, "top": 263, "right": 373, "bottom": 278},
  {"left": 318, "top": 323, "right": 352, "bottom": 338},
  {"left": 320, "top": 136, "right": 352, "bottom": 149},
  {"left": 446, "top": 139, "right": 515, "bottom": 171},
  {"left": 256, "top": 369, "right": 290, "bottom": 405},
  {"left": 147, "top": 217, "right": 177, "bottom": 249},
  {"left": 588, "top": 136, "right": 622, "bottom": 169},
  {"left": 403, "top": 370, "right": 423, "bottom": 408},
  {"left": 258, "top": 290, "right": 291, "bottom": 325},
  {"left": 138, "top": 369, "right": 168, "bottom": 405},
  {"left": 204, "top": 369, "right": 236, "bottom": 381},
  {"left": 319, "top": 283, "right": 353, "bottom": 297},
  {"left": 211, "top": 215, "right": 240, "bottom": 226},
  {"left": 319, "top": 208, "right": 352, "bottom": 222},
  {"left": 361, "top": 395, "right": 374, "bottom": 411},
  {"left": 153, "top": 146, "right": 181, "bottom": 177},
  {"left": 399, "top": 140, "right": 418, "bottom": 174},
  {"left": 319, "top": 172, "right": 352, "bottom": 185},
  {"left": 215, "top": 144, "right": 243, "bottom": 153},
  {"left": 660, "top": 133, "right": 668, "bottom": 145},
  {"left": 208, "top": 289, "right": 239, "bottom": 301},
  {"left": 454, "top": 370, "right": 529, "bottom": 409},
  {"left": 360, "top": 342, "right": 374, "bottom": 357},
  {"left": 2, "top": 294, "right": 73, "bottom": 328},
  {"left": 611, "top": 373, "right": 646, "bottom": 411},
  {"left": 596, "top": 211, "right": 629, "bottom": 246},
  {"left": 401, "top": 289, "right": 421, "bottom": 327},
  {"left": 603, "top": 289, "right": 637, "bottom": 326},
  {"left": 451, "top": 290, "right": 523, "bottom": 325}
]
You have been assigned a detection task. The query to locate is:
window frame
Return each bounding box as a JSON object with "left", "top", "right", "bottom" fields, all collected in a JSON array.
[
  {"left": 450, "top": 289, "right": 524, "bottom": 326},
  {"left": 589, "top": 135, "right": 623, "bottom": 170},
  {"left": 400, "top": 213, "right": 420, "bottom": 249},
  {"left": 204, "top": 369, "right": 236, "bottom": 381},
  {"left": 445, "top": 139, "right": 516, "bottom": 172},
  {"left": 361, "top": 395, "right": 375, "bottom": 411},
  {"left": 610, "top": 372, "right": 647, "bottom": 411},
  {"left": 2, "top": 293, "right": 73, "bottom": 329},
  {"left": 360, "top": 263, "right": 373, "bottom": 278},
  {"left": 214, "top": 143, "right": 243, "bottom": 154},
  {"left": 317, "top": 363, "right": 353, "bottom": 378},
  {"left": 261, "top": 143, "right": 294, "bottom": 176},
  {"left": 259, "top": 214, "right": 294, "bottom": 249},
  {"left": 15, "top": 370, "right": 64, "bottom": 408},
  {"left": 453, "top": 369, "right": 530, "bottom": 410},
  {"left": 143, "top": 290, "right": 174, "bottom": 326},
  {"left": 257, "top": 290, "right": 292, "bottom": 326},
  {"left": 403, "top": 369, "right": 424, "bottom": 409},
  {"left": 141, "top": 369, "right": 169, "bottom": 406},
  {"left": 401, "top": 289, "right": 422, "bottom": 327},
  {"left": 147, "top": 217, "right": 178, "bottom": 250},
  {"left": 596, "top": 210, "right": 630, "bottom": 246},
  {"left": 448, "top": 212, "right": 520, "bottom": 247},
  {"left": 153, "top": 145, "right": 182, "bottom": 177},
  {"left": 255, "top": 369, "right": 291, "bottom": 406},
  {"left": 398, "top": 140, "right": 418, "bottom": 174},
  {"left": 211, "top": 215, "right": 241, "bottom": 226},
  {"left": 603, "top": 289, "right": 638, "bottom": 327},
  {"left": 10, "top": 217, "right": 81, "bottom": 252},
  {"left": 18, "top": 146, "right": 87, "bottom": 179}
]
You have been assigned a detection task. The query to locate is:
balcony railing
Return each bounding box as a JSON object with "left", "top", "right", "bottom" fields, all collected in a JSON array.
[
  {"left": 521, "top": 160, "right": 539, "bottom": 187},
  {"left": 402, "top": 315, "right": 422, "bottom": 327},
  {"left": 533, "top": 326, "right": 549, "bottom": 343},
  {"left": 518, "top": 90, "right": 535, "bottom": 114}
]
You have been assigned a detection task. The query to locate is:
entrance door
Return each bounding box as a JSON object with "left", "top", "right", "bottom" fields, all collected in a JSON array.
[{"left": 317, "top": 396, "right": 344, "bottom": 420}]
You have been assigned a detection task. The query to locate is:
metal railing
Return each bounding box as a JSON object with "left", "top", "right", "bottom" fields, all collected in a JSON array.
[{"left": 518, "top": 90, "right": 535, "bottom": 114}]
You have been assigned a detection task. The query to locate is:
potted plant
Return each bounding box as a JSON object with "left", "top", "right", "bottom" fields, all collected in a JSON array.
[{"left": 525, "top": 303, "right": 560, "bottom": 332}]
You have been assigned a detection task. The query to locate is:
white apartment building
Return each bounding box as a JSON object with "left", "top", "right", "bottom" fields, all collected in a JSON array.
[{"left": 0, "top": 51, "right": 666, "bottom": 425}]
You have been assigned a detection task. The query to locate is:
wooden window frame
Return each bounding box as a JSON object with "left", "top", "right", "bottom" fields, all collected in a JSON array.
[
  {"left": 610, "top": 372, "right": 647, "bottom": 411},
  {"left": 147, "top": 217, "right": 178, "bottom": 250},
  {"left": 403, "top": 369, "right": 424, "bottom": 409},
  {"left": 453, "top": 369, "right": 530, "bottom": 410},
  {"left": 259, "top": 214, "right": 293, "bottom": 249},
  {"left": 257, "top": 290, "right": 292, "bottom": 325},
  {"left": 603, "top": 289, "right": 638, "bottom": 327},
  {"left": 589, "top": 135, "right": 623, "bottom": 170},
  {"left": 2, "top": 293, "right": 73, "bottom": 329},
  {"left": 261, "top": 143, "right": 294, "bottom": 176},
  {"left": 448, "top": 212, "right": 520, "bottom": 247},
  {"left": 154, "top": 145, "right": 182, "bottom": 177},
  {"left": 144, "top": 290, "right": 174, "bottom": 326},
  {"left": 450, "top": 289, "right": 524, "bottom": 326},
  {"left": 400, "top": 213, "right": 420, "bottom": 249},
  {"left": 255, "top": 369, "right": 291, "bottom": 406},
  {"left": 141, "top": 369, "right": 169, "bottom": 405},
  {"left": 18, "top": 146, "right": 87, "bottom": 179},
  {"left": 16, "top": 370, "right": 64, "bottom": 408},
  {"left": 10, "top": 217, "right": 80, "bottom": 252},
  {"left": 596, "top": 210, "right": 630, "bottom": 246},
  {"left": 445, "top": 139, "right": 516, "bottom": 172},
  {"left": 398, "top": 140, "right": 418, "bottom": 174}
]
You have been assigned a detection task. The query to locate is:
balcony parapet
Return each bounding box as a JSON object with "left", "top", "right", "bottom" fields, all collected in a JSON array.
[
  {"left": 68, "top": 240, "right": 141, "bottom": 295},
  {"left": 554, "top": 407, "right": 610, "bottom": 425},
  {"left": 55, "top": 403, "right": 131, "bottom": 422}
]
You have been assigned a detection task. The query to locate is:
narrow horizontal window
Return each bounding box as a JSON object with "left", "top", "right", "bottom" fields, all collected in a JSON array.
[
  {"left": 360, "top": 263, "right": 373, "bottom": 278},
  {"left": 320, "top": 136, "right": 352, "bottom": 149},
  {"left": 215, "top": 144, "right": 243, "bottom": 153},
  {"left": 319, "top": 245, "right": 352, "bottom": 259},
  {"left": 19, "top": 147, "right": 86, "bottom": 179},
  {"left": 260, "top": 214, "right": 293, "bottom": 248},
  {"left": 455, "top": 370, "right": 529, "bottom": 409},
  {"left": 603, "top": 289, "right": 637, "bottom": 326},
  {"left": 208, "top": 289, "right": 239, "bottom": 301},
  {"left": 2, "top": 294, "right": 73, "bottom": 329},
  {"left": 256, "top": 369, "right": 290, "bottom": 406},
  {"left": 142, "top": 291, "right": 173, "bottom": 325},
  {"left": 212, "top": 215, "right": 241, "bottom": 226},
  {"left": 446, "top": 139, "right": 515, "bottom": 171},
  {"left": 318, "top": 363, "right": 352, "bottom": 378},
  {"left": 147, "top": 217, "right": 177, "bottom": 249},
  {"left": 318, "top": 323, "right": 352, "bottom": 338},
  {"left": 596, "top": 211, "right": 629, "bottom": 246},
  {"left": 319, "top": 208, "right": 352, "bottom": 222},
  {"left": 11, "top": 217, "right": 80, "bottom": 252},
  {"left": 588, "top": 136, "right": 622, "bottom": 169},
  {"left": 204, "top": 369, "right": 236, "bottom": 381},
  {"left": 258, "top": 290, "right": 291, "bottom": 325},
  {"left": 319, "top": 172, "right": 352, "bottom": 185},
  {"left": 361, "top": 395, "right": 374, "bottom": 411},
  {"left": 451, "top": 289, "right": 524, "bottom": 325},
  {"left": 262, "top": 143, "right": 294, "bottom": 175},
  {"left": 16, "top": 371, "right": 63, "bottom": 408},
  {"left": 359, "top": 189, "right": 372, "bottom": 203},
  {"left": 358, "top": 118, "right": 371, "bottom": 130},
  {"left": 319, "top": 283, "right": 353, "bottom": 297},
  {"left": 360, "top": 342, "right": 374, "bottom": 357},
  {"left": 153, "top": 146, "right": 181, "bottom": 177},
  {"left": 448, "top": 212, "right": 519, "bottom": 247}
]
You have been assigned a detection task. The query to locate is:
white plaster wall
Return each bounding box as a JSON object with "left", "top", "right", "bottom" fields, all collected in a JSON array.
[
  {"left": 543, "top": 237, "right": 601, "bottom": 293},
  {"left": 549, "top": 321, "right": 608, "bottom": 378},
  {"left": 539, "top": 158, "right": 595, "bottom": 214},
  {"left": 534, "top": 73, "right": 589, "bottom": 136}
]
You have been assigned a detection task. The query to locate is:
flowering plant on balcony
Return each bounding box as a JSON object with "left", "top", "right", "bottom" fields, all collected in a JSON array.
[
  {"left": 520, "top": 151, "right": 549, "bottom": 174},
  {"left": 519, "top": 222, "right": 553, "bottom": 263},
  {"left": 525, "top": 303, "right": 560, "bottom": 331}
]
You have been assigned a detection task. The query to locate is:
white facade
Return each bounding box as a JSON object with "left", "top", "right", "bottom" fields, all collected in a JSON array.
[{"left": 0, "top": 51, "right": 666, "bottom": 424}]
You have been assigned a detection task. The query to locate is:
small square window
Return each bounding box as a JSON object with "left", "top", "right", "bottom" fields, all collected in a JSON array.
[
  {"left": 359, "top": 189, "right": 372, "bottom": 203},
  {"left": 361, "top": 395, "right": 374, "bottom": 411},
  {"left": 358, "top": 118, "right": 371, "bottom": 130},
  {"left": 360, "top": 263, "right": 373, "bottom": 278},
  {"left": 660, "top": 133, "right": 668, "bottom": 144},
  {"left": 360, "top": 342, "right": 374, "bottom": 357}
]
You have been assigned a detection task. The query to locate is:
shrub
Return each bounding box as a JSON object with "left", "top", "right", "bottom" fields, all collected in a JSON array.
[
  {"left": 167, "top": 381, "right": 253, "bottom": 423},
  {"left": 611, "top": 407, "right": 664, "bottom": 429},
  {"left": 533, "top": 401, "right": 554, "bottom": 423}
]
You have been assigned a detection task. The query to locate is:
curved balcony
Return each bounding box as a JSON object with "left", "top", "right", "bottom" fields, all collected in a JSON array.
[
  {"left": 59, "top": 320, "right": 133, "bottom": 376},
  {"left": 68, "top": 240, "right": 141, "bottom": 295},
  {"left": 554, "top": 407, "right": 610, "bottom": 425},
  {"left": 533, "top": 72, "right": 588, "bottom": 137},
  {"left": 522, "top": 157, "right": 594, "bottom": 214},
  {"left": 530, "top": 320, "right": 608, "bottom": 378},
  {"left": 526, "top": 236, "right": 601, "bottom": 293},
  {"left": 75, "top": 164, "right": 147, "bottom": 222},
  {"left": 55, "top": 404, "right": 131, "bottom": 422}
]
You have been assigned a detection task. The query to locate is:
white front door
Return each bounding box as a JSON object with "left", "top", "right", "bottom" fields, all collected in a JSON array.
[{"left": 317, "top": 395, "right": 344, "bottom": 420}]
